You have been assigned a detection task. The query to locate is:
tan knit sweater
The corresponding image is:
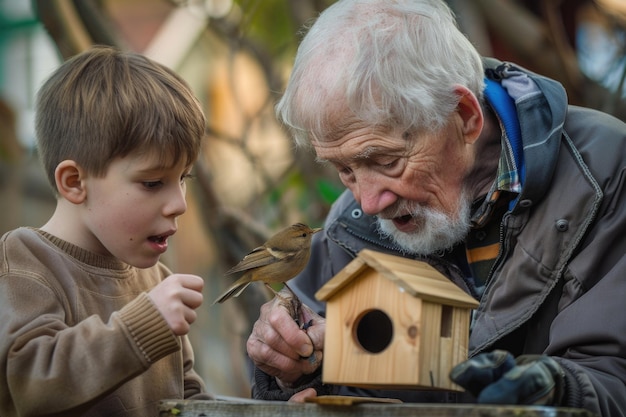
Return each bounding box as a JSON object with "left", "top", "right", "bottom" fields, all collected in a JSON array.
[{"left": 0, "top": 227, "right": 208, "bottom": 416}]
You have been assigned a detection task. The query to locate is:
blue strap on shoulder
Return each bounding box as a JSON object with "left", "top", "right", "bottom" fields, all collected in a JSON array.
[{"left": 483, "top": 77, "right": 525, "bottom": 190}]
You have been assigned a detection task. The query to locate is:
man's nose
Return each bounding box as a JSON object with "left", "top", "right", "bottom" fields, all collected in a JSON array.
[{"left": 350, "top": 173, "right": 397, "bottom": 215}]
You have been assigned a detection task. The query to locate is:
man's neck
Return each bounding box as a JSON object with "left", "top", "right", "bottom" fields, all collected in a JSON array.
[{"left": 465, "top": 104, "right": 502, "bottom": 201}]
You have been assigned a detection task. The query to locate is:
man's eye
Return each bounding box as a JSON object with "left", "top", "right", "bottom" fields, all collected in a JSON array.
[
  {"left": 338, "top": 166, "right": 353, "bottom": 175},
  {"left": 377, "top": 158, "right": 404, "bottom": 176},
  {"left": 337, "top": 165, "right": 355, "bottom": 179},
  {"left": 380, "top": 159, "right": 400, "bottom": 169}
]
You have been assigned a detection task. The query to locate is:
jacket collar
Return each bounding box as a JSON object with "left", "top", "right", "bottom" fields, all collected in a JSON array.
[{"left": 483, "top": 58, "right": 568, "bottom": 212}]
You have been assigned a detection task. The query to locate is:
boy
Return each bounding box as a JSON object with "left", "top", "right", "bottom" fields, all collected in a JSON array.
[{"left": 0, "top": 46, "right": 211, "bottom": 416}]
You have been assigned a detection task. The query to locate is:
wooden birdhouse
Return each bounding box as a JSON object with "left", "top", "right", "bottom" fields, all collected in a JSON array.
[{"left": 315, "top": 249, "right": 479, "bottom": 391}]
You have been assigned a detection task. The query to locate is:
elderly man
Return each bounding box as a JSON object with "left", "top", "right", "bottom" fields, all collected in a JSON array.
[{"left": 246, "top": 0, "right": 626, "bottom": 415}]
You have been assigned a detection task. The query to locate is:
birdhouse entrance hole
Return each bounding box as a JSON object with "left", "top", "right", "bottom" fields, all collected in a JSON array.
[{"left": 353, "top": 309, "right": 393, "bottom": 354}]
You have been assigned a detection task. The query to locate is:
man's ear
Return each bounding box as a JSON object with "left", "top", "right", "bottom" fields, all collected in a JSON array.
[
  {"left": 54, "top": 160, "right": 87, "bottom": 204},
  {"left": 454, "top": 85, "right": 484, "bottom": 145}
]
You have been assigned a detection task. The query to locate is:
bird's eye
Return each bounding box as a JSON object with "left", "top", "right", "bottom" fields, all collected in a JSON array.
[{"left": 301, "top": 233, "right": 307, "bottom": 237}]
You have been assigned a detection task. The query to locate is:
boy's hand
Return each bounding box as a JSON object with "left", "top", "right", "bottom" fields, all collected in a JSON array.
[{"left": 148, "top": 274, "right": 204, "bottom": 335}]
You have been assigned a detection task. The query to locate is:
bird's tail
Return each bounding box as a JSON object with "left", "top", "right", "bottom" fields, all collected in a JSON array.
[{"left": 212, "top": 281, "right": 251, "bottom": 304}]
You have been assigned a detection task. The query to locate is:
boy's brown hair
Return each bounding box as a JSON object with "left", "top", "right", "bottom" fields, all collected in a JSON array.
[{"left": 35, "top": 45, "right": 206, "bottom": 192}]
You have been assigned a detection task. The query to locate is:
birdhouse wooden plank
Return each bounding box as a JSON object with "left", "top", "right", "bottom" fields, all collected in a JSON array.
[{"left": 315, "top": 249, "right": 479, "bottom": 391}]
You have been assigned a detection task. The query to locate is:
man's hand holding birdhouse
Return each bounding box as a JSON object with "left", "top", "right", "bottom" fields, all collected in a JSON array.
[{"left": 247, "top": 289, "right": 329, "bottom": 401}]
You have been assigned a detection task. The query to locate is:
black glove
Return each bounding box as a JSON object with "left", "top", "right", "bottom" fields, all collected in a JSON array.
[{"left": 450, "top": 350, "right": 565, "bottom": 406}]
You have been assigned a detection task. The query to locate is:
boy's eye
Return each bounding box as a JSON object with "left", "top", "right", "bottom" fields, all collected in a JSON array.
[{"left": 143, "top": 181, "right": 162, "bottom": 189}]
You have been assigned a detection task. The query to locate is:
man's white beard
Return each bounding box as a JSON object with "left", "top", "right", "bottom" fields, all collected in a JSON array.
[{"left": 376, "top": 191, "right": 471, "bottom": 255}]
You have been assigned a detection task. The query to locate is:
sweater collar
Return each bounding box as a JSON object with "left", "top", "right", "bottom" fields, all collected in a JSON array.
[{"left": 35, "top": 228, "right": 130, "bottom": 271}]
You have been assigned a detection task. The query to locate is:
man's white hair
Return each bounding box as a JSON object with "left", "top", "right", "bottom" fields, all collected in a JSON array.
[{"left": 276, "top": 0, "right": 485, "bottom": 148}]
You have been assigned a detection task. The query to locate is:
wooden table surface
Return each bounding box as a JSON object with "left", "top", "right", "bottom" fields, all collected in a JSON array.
[{"left": 159, "top": 397, "right": 599, "bottom": 417}]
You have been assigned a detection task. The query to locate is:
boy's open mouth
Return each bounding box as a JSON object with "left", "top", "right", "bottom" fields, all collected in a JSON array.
[{"left": 148, "top": 235, "right": 167, "bottom": 244}]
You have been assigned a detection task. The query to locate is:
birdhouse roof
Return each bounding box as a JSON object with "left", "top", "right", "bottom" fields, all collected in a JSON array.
[{"left": 315, "top": 249, "right": 479, "bottom": 308}]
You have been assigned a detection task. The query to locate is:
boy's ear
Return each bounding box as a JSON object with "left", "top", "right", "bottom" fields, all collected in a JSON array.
[
  {"left": 55, "top": 160, "right": 87, "bottom": 204},
  {"left": 454, "top": 85, "right": 484, "bottom": 145}
]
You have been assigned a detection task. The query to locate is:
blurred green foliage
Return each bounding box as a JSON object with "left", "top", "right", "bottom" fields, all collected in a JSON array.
[{"left": 233, "top": 0, "right": 299, "bottom": 58}]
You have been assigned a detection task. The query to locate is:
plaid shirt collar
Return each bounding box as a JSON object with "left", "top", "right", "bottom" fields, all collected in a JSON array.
[{"left": 470, "top": 115, "right": 522, "bottom": 229}]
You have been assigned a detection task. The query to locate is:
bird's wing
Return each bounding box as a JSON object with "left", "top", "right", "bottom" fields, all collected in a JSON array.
[
  {"left": 225, "top": 246, "right": 289, "bottom": 274},
  {"left": 266, "top": 246, "right": 294, "bottom": 260}
]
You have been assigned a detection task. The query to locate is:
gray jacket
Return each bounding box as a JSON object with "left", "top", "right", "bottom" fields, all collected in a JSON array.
[{"left": 255, "top": 60, "right": 626, "bottom": 416}]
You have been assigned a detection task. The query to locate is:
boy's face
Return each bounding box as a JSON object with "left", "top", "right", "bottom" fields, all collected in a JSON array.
[{"left": 79, "top": 151, "right": 192, "bottom": 268}]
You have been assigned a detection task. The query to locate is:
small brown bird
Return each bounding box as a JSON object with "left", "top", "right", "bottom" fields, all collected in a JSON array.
[{"left": 213, "top": 223, "right": 322, "bottom": 306}]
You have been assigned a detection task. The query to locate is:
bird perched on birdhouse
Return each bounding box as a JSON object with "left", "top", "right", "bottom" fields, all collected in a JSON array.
[{"left": 315, "top": 249, "right": 479, "bottom": 391}]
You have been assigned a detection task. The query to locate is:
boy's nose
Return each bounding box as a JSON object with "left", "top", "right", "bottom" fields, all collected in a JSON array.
[{"left": 165, "top": 186, "right": 188, "bottom": 217}]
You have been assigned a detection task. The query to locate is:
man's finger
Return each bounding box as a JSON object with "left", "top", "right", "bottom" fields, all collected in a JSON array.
[
  {"left": 289, "top": 388, "right": 317, "bottom": 403},
  {"left": 267, "top": 303, "right": 314, "bottom": 357}
]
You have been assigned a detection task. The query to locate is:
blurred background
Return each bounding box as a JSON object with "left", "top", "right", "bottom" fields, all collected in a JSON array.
[{"left": 0, "top": 0, "right": 624, "bottom": 398}]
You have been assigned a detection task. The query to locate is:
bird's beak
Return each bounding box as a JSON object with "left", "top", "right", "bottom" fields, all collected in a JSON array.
[{"left": 312, "top": 227, "right": 323, "bottom": 234}]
